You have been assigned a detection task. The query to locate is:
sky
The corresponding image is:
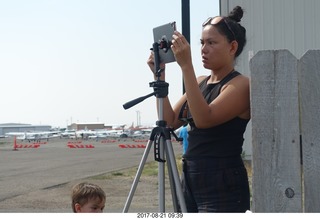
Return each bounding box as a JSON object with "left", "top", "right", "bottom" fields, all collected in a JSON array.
[{"left": 0, "top": 0, "right": 219, "bottom": 128}]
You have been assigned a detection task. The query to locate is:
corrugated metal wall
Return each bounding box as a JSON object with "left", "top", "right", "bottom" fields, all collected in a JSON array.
[
  {"left": 220, "top": 0, "right": 320, "bottom": 158},
  {"left": 221, "top": 0, "right": 320, "bottom": 75}
]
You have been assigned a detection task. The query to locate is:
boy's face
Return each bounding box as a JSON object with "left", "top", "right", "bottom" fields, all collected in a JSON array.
[{"left": 75, "top": 197, "right": 105, "bottom": 213}]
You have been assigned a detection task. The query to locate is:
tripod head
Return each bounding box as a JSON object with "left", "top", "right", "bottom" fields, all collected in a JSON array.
[{"left": 149, "top": 80, "right": 168, "bottom": 98}]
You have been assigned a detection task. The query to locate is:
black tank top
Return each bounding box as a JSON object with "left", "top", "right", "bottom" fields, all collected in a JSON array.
[{"left": 180, "top": 71, "right": 250, "bottom": 158}]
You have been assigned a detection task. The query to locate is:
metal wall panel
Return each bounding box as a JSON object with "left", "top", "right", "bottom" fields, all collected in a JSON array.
[
  {"left": 220, "top": 0, "right": 320, "bottom": 157},
  {"left": 221, "top": 0, "right": 320, "bottom": 73}
]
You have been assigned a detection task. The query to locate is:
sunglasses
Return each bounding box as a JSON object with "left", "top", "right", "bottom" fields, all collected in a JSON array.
[{"left": 202, "top": 16, "right": 236, "bottom": 41}]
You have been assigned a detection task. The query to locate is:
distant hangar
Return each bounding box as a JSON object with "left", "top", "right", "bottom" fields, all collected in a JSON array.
[{"left": 0, "top": 123, "right": 51, "bottom": 137}]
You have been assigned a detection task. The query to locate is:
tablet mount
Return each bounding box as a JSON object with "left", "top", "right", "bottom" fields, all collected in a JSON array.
[{"left": 158, "top": 36, "right": 172, "bottom": 53}]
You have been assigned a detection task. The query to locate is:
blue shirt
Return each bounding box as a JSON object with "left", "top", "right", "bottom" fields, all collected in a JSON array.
[{"left": 179, "top": 126, "right": 189, "bottom": 154}]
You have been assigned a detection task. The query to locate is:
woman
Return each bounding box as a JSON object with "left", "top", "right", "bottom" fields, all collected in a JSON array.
[{"left": 147, "top": 6, "right": 250, "bottom": 212}]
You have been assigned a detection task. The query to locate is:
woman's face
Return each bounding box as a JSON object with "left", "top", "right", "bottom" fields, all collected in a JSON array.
[{"left": 201, "top": 24, "right": 235, "bottom": 71}]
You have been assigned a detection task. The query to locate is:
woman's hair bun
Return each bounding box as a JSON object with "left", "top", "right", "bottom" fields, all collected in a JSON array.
[{"left": 228, "top": 6, "right": 244, "bottom": 23}]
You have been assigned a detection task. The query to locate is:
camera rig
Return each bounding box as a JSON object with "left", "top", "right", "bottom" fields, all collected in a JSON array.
[{"left": 122, "top": 39, "right": 186, "bottom": 212}]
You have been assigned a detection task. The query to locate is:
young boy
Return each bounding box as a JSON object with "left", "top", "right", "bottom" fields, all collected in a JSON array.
[{"left": 71, "top": 182, "right": 106, "bottom": 213}]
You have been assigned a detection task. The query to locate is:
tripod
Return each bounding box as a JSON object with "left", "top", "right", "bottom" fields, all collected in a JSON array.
[{"left": 122, "top": 42, "right": 187, "bottom": 213}]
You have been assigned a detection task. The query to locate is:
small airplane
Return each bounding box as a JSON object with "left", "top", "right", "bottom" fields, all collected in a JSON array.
[
  {"left": 60, "top": 129, "right": 121, "bottom": 139},
  {"left": 75, "top": 130, "right": 96, "bottom": 139},
  {"left": 88, "top": 129, "right": 129, "bottom": 139},
  {"left": 60, "top": 129, "right": 77, "bottom": 138},
  {"left": 5, "top": 131, "right": 61, "bottom": 142},
  {"left": 129, "top": 129, "right": 152, "bottom": 139}
]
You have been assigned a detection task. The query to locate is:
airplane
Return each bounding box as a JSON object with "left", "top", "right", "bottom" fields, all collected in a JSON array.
[
  {"left": 60, "top": 129, "right": 77, "bottom": 138},
  {"left": 60, "top": 129, "right": 138, "bottom": 140},
  {"left": 60, "top": 129, "right": 118, "bottom": 139},
  {"left": 75, "top": 130, "right": 96, "bottom": 139},
  {"left": 129, "top": 128, "right": 153, "bottom": 139},
  {"left": 81, "top": 129, "right": 130, "bottom": 139},
  {"left": 5, "top": 131, "right": 61, "bottom": 142},
  {"left": 88, "top": 129, "right": 129, "bottom": 139}
]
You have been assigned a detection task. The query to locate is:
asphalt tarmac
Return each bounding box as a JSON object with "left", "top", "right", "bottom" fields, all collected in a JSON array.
[{"left": 0, "top": 137, "right": 182, "bottom": 212}]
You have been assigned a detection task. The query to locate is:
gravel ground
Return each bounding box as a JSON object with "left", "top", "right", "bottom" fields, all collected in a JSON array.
[
  {"left": 0, "top": 137, "right": 183, "bottom": 213},
  {"left": 0, "top": 168, "right": 176, "bottom": 213}
]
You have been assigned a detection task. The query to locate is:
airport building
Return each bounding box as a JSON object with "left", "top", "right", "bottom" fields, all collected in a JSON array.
[
  {"left": 67, "top": 123, "right": 125, "bottom": 131},
  {"left": 67, "top": 123, "right": 105, "bottom": 131},
  {"left": 0, "top": 123, "right": 51, "bottom": 137}
]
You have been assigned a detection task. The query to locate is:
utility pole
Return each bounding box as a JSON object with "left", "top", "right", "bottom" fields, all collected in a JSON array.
[
  {"left": 181, "top": 0, "right": 190, "bottom": 94},
  {"left": 136, "top": 110, "right": 141, "bottom": 127}
]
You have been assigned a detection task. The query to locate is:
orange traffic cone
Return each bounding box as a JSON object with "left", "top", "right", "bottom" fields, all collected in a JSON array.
[{"left": 13, "top": 136, "right": 18, "bottom": 151}]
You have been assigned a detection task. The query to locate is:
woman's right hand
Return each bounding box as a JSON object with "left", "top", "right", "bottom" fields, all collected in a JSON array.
[
  {"left": 147, "top": 52, "right": 156, "bottom": 73},
  {"left": 147, "top": 52, "right": 166, "bottom": 80}
]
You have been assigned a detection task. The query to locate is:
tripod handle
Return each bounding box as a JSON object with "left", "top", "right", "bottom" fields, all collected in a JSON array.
[{"left": 123, "top": 92, "right": 156, "bottom": 110}]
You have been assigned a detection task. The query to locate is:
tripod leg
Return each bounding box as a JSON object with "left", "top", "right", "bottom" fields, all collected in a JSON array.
[
  {"left": 166, "top": 150, "right": 179, "bottom": 212},
  {"left": 158, "top": 137, "right": 166, "bottom": 212},
  {"left": 122, "top": 140, "right": 153, "bottom": 213},
  {"left": 165, "top": 139, "right": 187, "bottom": 212}
]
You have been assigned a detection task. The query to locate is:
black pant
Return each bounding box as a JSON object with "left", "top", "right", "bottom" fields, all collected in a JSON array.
[{"left": 181, "top": 156, "right": 250, "bottom": 212}]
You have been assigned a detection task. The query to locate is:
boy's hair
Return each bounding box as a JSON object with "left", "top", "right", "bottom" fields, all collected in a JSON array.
[{"left": 71, "top": 182, "right": 106, "bottom": 212}]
